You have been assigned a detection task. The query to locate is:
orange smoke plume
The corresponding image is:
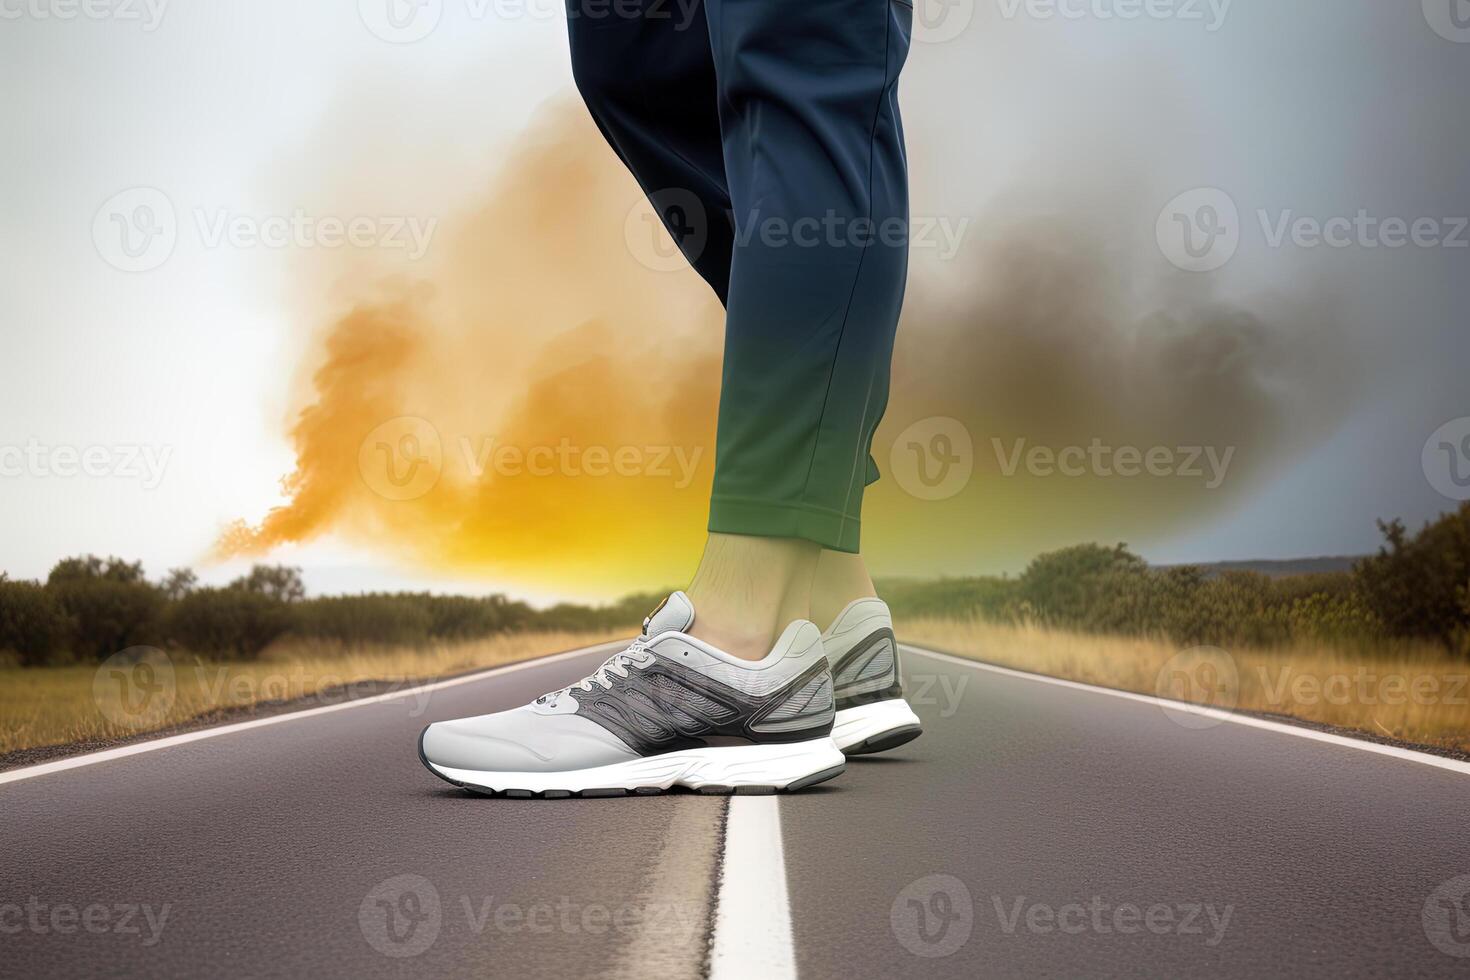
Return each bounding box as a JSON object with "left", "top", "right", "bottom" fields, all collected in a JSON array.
[{"left": 221, "top": 97, "right": 1359, "bottom": 592}]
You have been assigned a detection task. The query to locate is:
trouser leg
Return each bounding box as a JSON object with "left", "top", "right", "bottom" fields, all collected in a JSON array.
[
  {"left": 566, "top": 0, "right": 912, "bottom": 554},
  {"left": 703, "top": 0, "right": 912, "bottom": 553}
]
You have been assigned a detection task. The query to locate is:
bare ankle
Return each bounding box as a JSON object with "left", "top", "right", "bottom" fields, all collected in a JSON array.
[
  {"left": 685, "top": 533, "right": 819, "bottom": 661},
  {"left": 810, "top": 549, "right": 877, "bottom": 630}
]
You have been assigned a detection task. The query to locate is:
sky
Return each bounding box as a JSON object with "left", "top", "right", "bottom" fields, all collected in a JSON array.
[{"left": 1, "top": 0, "right": 1467, "bottom": 601}]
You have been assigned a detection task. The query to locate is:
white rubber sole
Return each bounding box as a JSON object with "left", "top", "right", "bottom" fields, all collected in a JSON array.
[
  {"left": 832, "top": 698, "right": 923, "bottom": 755},
  {"left": 421, "top": 737, "right": 846, "bottom": 797}
]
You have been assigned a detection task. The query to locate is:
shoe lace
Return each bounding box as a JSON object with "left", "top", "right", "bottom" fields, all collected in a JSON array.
[{"left": 536, "top": 636, "right": 654, "bottom": 705}]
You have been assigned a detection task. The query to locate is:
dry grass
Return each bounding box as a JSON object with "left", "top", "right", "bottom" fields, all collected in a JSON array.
[
  {"left": 900, "top": 617, "right": 1470, "bottom": 754},
  {"left": 0, "top": 629, "right": 629, "bottom": 756}
]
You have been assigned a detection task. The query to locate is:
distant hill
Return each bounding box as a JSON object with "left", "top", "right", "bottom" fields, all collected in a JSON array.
[{"left": 1155, "top": 556, "right": 1366, "bottom": 579}]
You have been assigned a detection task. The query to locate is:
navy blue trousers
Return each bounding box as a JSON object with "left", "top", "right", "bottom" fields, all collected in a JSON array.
[{"left": 567, "top": 0, "right": 912, "bottom": 552}]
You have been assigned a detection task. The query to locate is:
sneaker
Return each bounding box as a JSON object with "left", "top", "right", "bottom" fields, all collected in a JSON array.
[
  {"left": 824, "top": 597, "right": 923, "bottom": 755},
  {"left": 418, "top": 592, "right": 845, "bottom": 797}
]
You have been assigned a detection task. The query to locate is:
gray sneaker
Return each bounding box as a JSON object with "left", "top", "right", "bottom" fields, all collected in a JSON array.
[
  {"left": 418, "top": 592, "right": 845, "bottom": 797},
  {"left": 824, "top": 597, "right": 923, "bottom": 755}
]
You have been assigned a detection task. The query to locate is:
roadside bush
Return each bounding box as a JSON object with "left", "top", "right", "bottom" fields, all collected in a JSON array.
[
  {"left": 425, "top": 594, "right": 535, "bottom": 639},
  {"left": 166, "top": 588, "right": 296, "bottom": 658},
  {"left": 47, "top": 556, "right": 165, "bottom": 660},
  {"left": 292, "top": 594, "right": 435, "bottom": 648},
  {"left": 1014, "top": 544, "right": 1154, "bottom": 634},
  {"left": 1356, "top": 504, "right": 1470, "bottom": 647},
  {"left": 0, "top": 577, "right": 76, "bottom": 666},
  {"left": 877, "top": 577, "right": 1021, "bottom": 621}
]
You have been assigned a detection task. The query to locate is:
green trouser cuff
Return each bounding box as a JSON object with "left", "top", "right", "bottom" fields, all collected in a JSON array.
[{"left": 708, "top": 495, "right": 862, "bottom": 554}]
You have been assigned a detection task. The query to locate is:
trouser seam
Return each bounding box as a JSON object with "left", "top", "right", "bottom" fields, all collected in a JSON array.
[{"left": 798, "top": 3, "right": 896, "bottom": 547}]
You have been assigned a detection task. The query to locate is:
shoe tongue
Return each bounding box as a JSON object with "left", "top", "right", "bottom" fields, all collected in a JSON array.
[{"left": 644, "top": 591, "right": 695, "bottom": 638}]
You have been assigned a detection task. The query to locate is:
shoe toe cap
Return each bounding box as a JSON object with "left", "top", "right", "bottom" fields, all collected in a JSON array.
[{"left": 418, "top": 709, "right": 637, "bottom": 774}]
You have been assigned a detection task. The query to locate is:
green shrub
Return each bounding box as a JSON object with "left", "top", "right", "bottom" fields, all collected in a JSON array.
[
  {"left": 877, "top": 577, "right": 1021, "bottom": 621},
  {"left": 0, "top": 577, "right": 76, "bottom": 666},
  {"left": 1356, "top": 504, "right": 1470, "bottom": 647},
  {"left": 1016, "top": 543, "right": 1149, "bottom": 628},
  {"left": 292, "top": 594, "right": 434, "bottom": 647},
  {"left": 47, "top": 556, "right": 164, "bottom": 660},
  {"left": 166, "top": 588, "right": 295, "bottom": 658}
]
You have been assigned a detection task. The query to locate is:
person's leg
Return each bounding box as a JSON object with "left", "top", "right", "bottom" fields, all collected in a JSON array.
[
  {"left": 684, "top": 533, "right": 820, "bottom": 659},
  {"left": 811, "top": 548, "right": 878, "bottom": 632},
  {"left": 568, "top": 0, "right": 911, "bottom": 662},
  {"left": 704, "top": 0, "right": 913, "bottom": 556}
]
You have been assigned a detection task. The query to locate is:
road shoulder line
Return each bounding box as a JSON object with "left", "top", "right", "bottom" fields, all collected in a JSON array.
[{"left": 906, "top": 645, "right": 1470, "bottom": 777}]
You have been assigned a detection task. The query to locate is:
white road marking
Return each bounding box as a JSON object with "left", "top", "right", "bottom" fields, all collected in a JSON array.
[
  {"left": 0, "top": 641, "right": 626, "bottom": 788},
  {"left": 708, "top": 795, "right": 798, "bottom": 980},
  {"left": 906, "top": 645, "right": 1470, "bottom": 777}
]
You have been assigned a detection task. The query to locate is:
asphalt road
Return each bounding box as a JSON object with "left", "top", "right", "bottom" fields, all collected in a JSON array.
[{"left": 3, "top": 641, "right": 1470, "bottom": 978}]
